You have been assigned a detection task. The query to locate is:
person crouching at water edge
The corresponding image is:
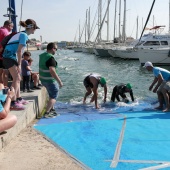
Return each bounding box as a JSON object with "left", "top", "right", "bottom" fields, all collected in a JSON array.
[
  {"left": 39, "top": 43, "right": 63, "bottom": 118},
  {"left": 144, "top": 61, "right": 170, "bottom": 112},
  {"left": 111, "top": 83, "right": 134, "bottom": 103},
  {"left": 83, "top": 74, "right": 107, "bottom": 109}
]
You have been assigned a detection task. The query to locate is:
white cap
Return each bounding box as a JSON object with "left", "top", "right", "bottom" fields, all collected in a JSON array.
[{"left": 143, "top": 61, "right": 153, "bottom": 68}]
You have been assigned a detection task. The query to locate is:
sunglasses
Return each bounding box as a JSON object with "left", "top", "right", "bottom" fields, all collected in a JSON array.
[{"left": 53, "top": 47, "right": 57, "bottom": 50}]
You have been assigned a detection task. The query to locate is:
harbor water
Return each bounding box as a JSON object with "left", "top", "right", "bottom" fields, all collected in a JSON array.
[{"left": 30, "top": 49, "right": 170, "bottom": 112}]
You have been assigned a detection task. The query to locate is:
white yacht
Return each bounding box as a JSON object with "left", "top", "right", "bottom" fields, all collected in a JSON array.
[
  {"left": 138, "top": 47, "right": 170, "bottom": 66},
  {"left": 108, "top": 33, "right": 170, "bottom": 60}
]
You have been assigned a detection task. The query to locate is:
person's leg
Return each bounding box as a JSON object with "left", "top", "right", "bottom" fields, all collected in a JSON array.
[
  {"left": 22, "top": 76, "right": 26, "bottom": 92},
  {"left": 162, "top": 82, "right": 170, "bottom": 112},
  {"left": 32, "top": 73, "right": 38, "bottom": 86},
  {"left": 155, "top": 82, "right": 165, "bottom": 110},
  {"left": 32, "top": 74, "right": 41, "bottom": 89},
  {"left": 2, "top": 69, "right": 9, "bottom": 87},
  {"left": 83, "top": 87, "right": 92, "bottom": 104},
  {"left": 0, "top": 114, "right": 17, "bottom": 133},
  {"left": 46, "top": 98, "right": 56, "bottom": 113},
  {"left": 162, "top": 88, "right": 170, "bottom": 112},
  {"left": 8, "top": 65, "right": 21, "bottom": 101},
  {"left": 26, "top": 76, "right": 30, "bottom": 91},
  {"left": 42, "top": 81, "right": 59, "bottom": 117},
  {"left": 155, "top": 91, "right": 164, "bottom": 109},
  {"left": 111, "top": 86, "right": 117, "bottom": 102}
]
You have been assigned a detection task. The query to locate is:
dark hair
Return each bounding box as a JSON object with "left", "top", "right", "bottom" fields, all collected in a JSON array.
[
  {"left": 23, "top": 51, "right": 31, "bottom": 57},
  {"left": 47, "top": 42, "right": 56, "bottom": 50},
  {"left": 3, "top": 20, "right": 13, "bottom": 26},
  {"left": 19, "top": 19, "right": 39, "bottom": 29},
  {"left": 28, "top": 58, "right": 33, "bottom": 63}
]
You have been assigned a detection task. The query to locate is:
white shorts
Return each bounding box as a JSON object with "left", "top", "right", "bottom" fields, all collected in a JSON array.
[{"left": 163, "top": 81, "right": 170, "bottom": 92}]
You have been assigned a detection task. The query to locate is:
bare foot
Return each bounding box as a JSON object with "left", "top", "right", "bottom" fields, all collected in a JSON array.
[
  {"left": 163, "top": 108, "right": 170, "bottom": 112},
  {"left": 154, "top": 106, "right": 163, "bottom": 110}
]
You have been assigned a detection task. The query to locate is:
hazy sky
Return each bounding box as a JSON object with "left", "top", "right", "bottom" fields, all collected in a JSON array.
[{"left": 0, "top": 0, "right": 169, "bottom": 42}]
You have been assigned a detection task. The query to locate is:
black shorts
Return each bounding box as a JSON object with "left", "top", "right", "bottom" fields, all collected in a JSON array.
[
  {"left": 3, "top": 58, "right": 18, "bottom": 69},
  {"left": 83, "top": 76, "right": 93, "bottom": 88},
  {"left": 0, "top": 59, "right": 5, "bottom": 69}
]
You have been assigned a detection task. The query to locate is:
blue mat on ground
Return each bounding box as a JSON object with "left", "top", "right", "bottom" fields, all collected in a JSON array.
[{"left": 34, "top": 103, "right": 170, "bottom": 170}]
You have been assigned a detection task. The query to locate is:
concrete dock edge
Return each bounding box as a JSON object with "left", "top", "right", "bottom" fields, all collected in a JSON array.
[{"left": 0, "top": 87, "right": 47, "bottom": 150}]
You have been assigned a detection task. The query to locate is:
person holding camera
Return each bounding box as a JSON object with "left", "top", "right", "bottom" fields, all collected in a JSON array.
[
  {"left": 0, "top": 83, "right": 17, "bottom": 133},
  {"left": 111, "top": 83, "right": 134, "bottom": 103}
]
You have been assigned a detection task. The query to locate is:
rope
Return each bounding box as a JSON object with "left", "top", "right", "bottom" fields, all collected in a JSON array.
[
  {"left": 137, "top": 0, "right": 156, "bottom": 46},
  {"left": 19, "top": 0, "right": 24, "bottom": 32}
]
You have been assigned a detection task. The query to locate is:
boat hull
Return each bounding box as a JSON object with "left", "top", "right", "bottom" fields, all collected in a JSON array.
[{"left": 138, "top": 48, "right": 170, "bottom": 66}]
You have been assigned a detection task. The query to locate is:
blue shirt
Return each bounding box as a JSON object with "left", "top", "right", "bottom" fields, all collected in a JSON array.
[
  {"left": 153, "top": 67, "right": 170, "bottom": 81},
  {"left": 21, "top": 59, "right": 31, "bottom": 76},
  {"left": 3, "top": 31, "right": 28, "bottom": 61},
  {"left": 0, "top": 102, "right": 4, "bottom": 112}
]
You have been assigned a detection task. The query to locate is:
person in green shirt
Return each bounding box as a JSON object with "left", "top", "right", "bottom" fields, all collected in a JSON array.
[{"left": 39, "top": 42, "right": 63, "bottom": 118}]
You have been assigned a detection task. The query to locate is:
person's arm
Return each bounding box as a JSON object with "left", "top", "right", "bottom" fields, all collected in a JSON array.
[
  {"left": 49, "top": 67, "right": 63, "bottom": 88},
  {"left": 153, "top": 74, "right": 164, "bottom": 93},
  {"left": 149, "top": 77, "right": 158, "bottom": 91},
  {"left": 130, "top": 90, "right": 134, "bottom": 101},
  {"left": 0, "top": 87, "right": 15, "bottom": 119},
  {"left": 17, "top": 44, "right": 25, "bottom": 73},
  {"left": 26, "top": 65, "right": 32, "bottom": 71},
  {"left": 111, "top": 86, "right": 117, "bottom": 102},
  {"left": 90, "top": 77, "right": 99, "bottom": 109},
  {"left": 103, "top": 84, "right": 107, "bottom": 103}
]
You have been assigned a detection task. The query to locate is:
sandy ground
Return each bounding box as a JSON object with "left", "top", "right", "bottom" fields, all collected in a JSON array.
[{"left": 0, "top": 120, "right": 83, "bottom": 170}]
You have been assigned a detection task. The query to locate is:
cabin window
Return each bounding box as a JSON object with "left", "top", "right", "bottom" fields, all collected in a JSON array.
[
  {"left": 143, "top": 41, "right": 160, "bottom": 46},
  {"left": 160, "top": 41, "right": 168, "bottom": 45},
  {"left": 137, "top": 41, "right": 145, "bottom": 46}
]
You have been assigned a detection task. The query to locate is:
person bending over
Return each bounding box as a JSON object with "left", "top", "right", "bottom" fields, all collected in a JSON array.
[
  {"left": 111, "top": 83, "right": 134, "bottom": 103},
  {"left": 143, "top": 61, "right": 170, "bottom": 112},
  {"left": 83, "top": 73, "right": 107, "bottom": 109}
]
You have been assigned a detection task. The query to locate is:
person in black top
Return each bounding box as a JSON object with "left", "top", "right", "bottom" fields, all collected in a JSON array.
[{"left": 111, "top": 83, "right": 134, "bottom": 103}]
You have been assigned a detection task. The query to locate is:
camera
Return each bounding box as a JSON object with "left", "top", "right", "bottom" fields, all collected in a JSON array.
[{"left": 2, "top": 88, "right": 9, "bottom": 94}]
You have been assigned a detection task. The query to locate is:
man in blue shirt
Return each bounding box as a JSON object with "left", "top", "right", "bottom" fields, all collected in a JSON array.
[{"left": 144, "top": 61, "right": 170, "bottom": 112}]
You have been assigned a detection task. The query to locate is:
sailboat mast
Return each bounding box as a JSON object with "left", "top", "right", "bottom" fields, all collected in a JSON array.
[
  {"left": 85, "top": 9, "right": 88, "bottom": 44},
  {"left": 88, "top": 7, "right": 91, "bottom": 42},
  {"left": 3, "top": 0, "right": 17, "bottom": 32},
  {"left": 122, "top": 0, "right": 126, "bottom": 43},
  {"left": 136, "top": 16, "right": 138, "bottom": 39},
  {"left": 169, "top": 0, "right": 170, "bottom": 33},
  {"left": 95, "top": 0, "right": 112, "bottom": 42},
  {"left": 107, "top": 0, "right": 110, "bottom": 41},
  {"left": 98, "top": 0, "right": 102, "bottom": 42},
  {"left": 79, "top": 20, "right": 81, "bottom": 44},
  {"left": 118, "top": 0, "right": 121, "bottom": 43},
  {"left": 113, "top": 0, "right": 117, "bottom": 42}
]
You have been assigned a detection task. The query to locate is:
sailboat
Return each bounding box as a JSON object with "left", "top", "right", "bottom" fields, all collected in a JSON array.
[{"left": 93, "top": 0, "right": 115, "bottom": 57}]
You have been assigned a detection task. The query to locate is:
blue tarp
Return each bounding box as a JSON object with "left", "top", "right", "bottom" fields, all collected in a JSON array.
[{"left": 34, "top": 102, "right": 170, "bottom": 170}]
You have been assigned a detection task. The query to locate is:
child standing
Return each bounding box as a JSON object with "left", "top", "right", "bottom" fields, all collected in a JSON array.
[{"left": 21, "top": 51, "right": 34, "bottom": 92}]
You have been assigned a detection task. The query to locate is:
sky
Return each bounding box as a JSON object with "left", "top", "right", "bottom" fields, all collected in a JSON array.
[{"left": 0, "top": 0, "right": 169, "bottom": 43}]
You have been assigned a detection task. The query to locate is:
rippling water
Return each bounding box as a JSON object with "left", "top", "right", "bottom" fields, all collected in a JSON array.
[{"left": 30, "top": 49, "right": 170, "bottom": 111}]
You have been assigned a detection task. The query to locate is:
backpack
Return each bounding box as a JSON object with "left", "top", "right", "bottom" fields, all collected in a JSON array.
[{"left": 1, "top": 32, "right": 18, "bottom": 49}]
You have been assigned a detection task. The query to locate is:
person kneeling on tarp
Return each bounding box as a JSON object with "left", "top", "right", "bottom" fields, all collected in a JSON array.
[{"left": 111, "top": 83, "right": 134, "bottom": 103}]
